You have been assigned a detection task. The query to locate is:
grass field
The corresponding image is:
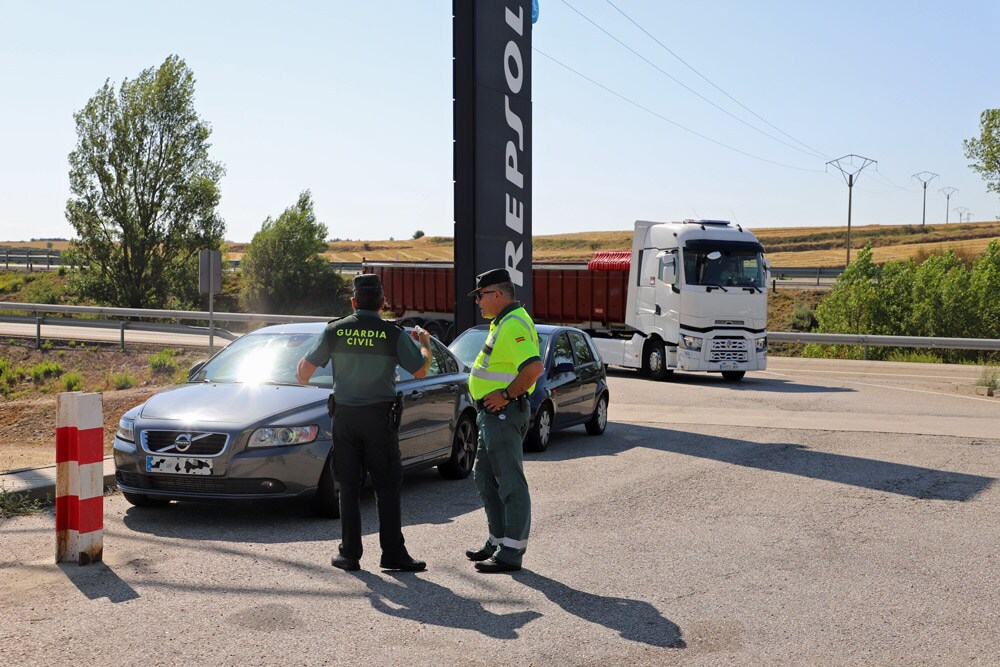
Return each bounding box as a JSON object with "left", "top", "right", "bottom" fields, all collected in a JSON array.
[{"left": 4, "top": 220, "right": 998, "bottom": 266}]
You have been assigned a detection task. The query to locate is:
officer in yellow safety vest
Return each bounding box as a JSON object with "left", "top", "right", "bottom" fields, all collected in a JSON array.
[{"left": 465, "top": 269, "right": 544, "bottom": 573}]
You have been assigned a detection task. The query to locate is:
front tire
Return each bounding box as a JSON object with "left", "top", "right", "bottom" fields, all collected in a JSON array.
[
  {"left": 643, "top": 340, "right": 673, "bottom": 381},
  {"left": 122, "top": 492, "right": 171, "bottom": 508},
  {"left": 585, "top": 394, "right": 609, "bottom": 435},
  {"left": 722, "top": 370, "right": 746, "bottom": 382},
  {"left": 525, "top": 402, "right": 553, "bottom": 452},
  {"left": 439, "top": 412, "right": 477, "bottom": 479},
  {"left": 309, "top": 453, "right": 341, "bottom": 518}
]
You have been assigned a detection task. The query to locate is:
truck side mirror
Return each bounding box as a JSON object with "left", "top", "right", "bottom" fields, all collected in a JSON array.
[{"left": 657, "top": 251, "right": 676, "bottom": 285}]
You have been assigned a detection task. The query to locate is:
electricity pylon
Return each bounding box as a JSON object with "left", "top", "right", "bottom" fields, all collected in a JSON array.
[
  {"left": 912, "top": 171, "right": 939, "bottom": 226},
  {"left": 939, "top": 187, "right": 958, "bottom": 223},
  {"left": 827, "top": 154, "right": 877, "bottom": 266}
]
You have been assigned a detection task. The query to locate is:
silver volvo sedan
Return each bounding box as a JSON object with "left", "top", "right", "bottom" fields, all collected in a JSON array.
[{"left": 113, "top": 322, "right": 478, "bottom": 517}]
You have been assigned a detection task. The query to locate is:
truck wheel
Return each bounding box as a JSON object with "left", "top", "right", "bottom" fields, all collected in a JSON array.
[
  {"left": 643, "top": 340, "right": 673, "bottom": 381},
  {"left": 122, "top": 492, "right": 171, "bottom": 508},
  {"left": 309, "top": 453, "right": 341, "bottom": 519},
  {"left": 438, "top": 412, "right": 477, "bottom": 479},
  {"left": 524, "top": 402, "right": 553, "bottom": 452},
  {"left": 721, "top": 370, "right": 745, "bottom": 383},
  {"left": 585, "top": 394, "right": 608, "bottom": 435},
  {"left": 425, "top": 319, "right": 445, "bottom": 342}
]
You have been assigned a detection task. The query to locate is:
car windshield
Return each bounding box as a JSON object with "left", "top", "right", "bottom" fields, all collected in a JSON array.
[
  {"left": 190, "top": 332, "right": 333, "bottom": 388},
  {"left": 683, "top": 250, "right": 764, "bottom": 288},
  {"left": 449, "top": 329, "right": 550, "bottom": 367}
]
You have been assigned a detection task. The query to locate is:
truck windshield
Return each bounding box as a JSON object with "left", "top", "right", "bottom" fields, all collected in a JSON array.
[{"left": 683, "top": 250, "right": 764, "bottom": 288}]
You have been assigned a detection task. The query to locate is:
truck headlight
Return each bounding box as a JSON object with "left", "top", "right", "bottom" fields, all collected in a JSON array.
[
  {"left": 116, "top": 417, "right": 135, "bottom": 443},
  {"left": 681, "top": 335, "right": 703, "bottom": 351},
  {"left": 248, "top": 425, "right": 318, "bottom": 448},
  {"left": 755, "top": 337, "right": 768, "bottom": 352}
]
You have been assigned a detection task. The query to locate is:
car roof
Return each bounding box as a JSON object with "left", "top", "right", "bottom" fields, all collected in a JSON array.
[{"left": 460, "top": 323, "right": 581, "bottom": 335}]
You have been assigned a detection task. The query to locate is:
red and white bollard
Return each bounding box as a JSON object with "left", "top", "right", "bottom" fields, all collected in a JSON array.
[{"left": 55, "top": 391, "right": 104, "bottom": 565}]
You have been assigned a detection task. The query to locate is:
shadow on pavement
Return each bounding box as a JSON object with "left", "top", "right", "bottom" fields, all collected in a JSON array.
[
  {"left": 121, "top": 468, "right": 483, "bottom": 544},
  {"left": 605, "top": 368, "right": 854, "bottom": 394},
  {"left": 58, "top": 561, "right": 140, "bottom": 603},
  {"left": 534, "top": 423, "right": 995, "bottom": 502},
  {"left": 353, "top": 570, "right": 541, "bottom": 639},
  {"left": 517, "top": 571, "right": 685, "bottom": 648}
]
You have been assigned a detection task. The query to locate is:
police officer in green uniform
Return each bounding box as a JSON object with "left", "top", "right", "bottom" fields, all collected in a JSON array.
[
  {"left": 464, "top": 269, "right": 544, "bottom": 573},
  {"left": 296, "top": 274, "right": 432, "bottom": 572}
]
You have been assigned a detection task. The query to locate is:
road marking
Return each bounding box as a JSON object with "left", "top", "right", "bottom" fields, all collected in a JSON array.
[{"left": 760, "top": 370, "right": 997, "bottom": 404}]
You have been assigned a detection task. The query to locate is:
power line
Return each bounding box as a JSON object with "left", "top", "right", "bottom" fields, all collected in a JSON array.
[
  {"left": 533, "top": 47, "right": 826, "bottom": 173},
  {"left": 602, "top": 0, "right": 831, "bottom": 160},
  {"left": 911, "top": 171, "right": 939, "bottom": 226},
  {"left": 558, "top": 0, "right": 826, "bottom": 161}
]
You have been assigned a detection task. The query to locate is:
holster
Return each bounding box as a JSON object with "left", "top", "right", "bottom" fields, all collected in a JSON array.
[
  {"left": 327, "top": 393, "right": 336, "bottom": 418},
  {"left": 388, "top": 396, "right": 403, "bottom": 432}
]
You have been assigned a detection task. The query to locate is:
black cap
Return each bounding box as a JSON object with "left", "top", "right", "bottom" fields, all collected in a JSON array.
[
  {"left": 353, "top": 274, "right": 383, "bottom": 294},
  {"left": 467, "top": 268, "right": 511, "bottom": 297}
]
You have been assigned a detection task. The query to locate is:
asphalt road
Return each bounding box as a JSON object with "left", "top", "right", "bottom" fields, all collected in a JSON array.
[{"left": 2, "top": 360, "right": 999, "bottom": 666}]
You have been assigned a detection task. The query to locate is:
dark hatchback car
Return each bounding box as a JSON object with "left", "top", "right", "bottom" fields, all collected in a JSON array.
[
  {"left": 113, "top": 323, "right": 477, "bottom": 517},
  {"left": 449, "top": 324, "right": 609, "bottom": 451}
]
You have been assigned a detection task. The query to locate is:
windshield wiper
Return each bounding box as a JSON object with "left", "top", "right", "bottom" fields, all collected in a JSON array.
[{"left": 704, "top": 283, "right": 729, "bottom": 292}]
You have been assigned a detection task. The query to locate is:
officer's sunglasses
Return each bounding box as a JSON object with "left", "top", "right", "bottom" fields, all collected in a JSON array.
[{"left": 474, "top": 289, "right": 500, "bottom": 302}]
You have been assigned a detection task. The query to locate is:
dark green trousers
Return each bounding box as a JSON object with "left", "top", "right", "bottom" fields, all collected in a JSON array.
[{"left": 474, "top": 403, "right": 531, "bottom": 566}]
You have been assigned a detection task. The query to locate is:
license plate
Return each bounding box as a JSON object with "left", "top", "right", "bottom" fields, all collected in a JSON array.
[
  {"left": 146, "top": 455, "right": 213, "bottom": 475},
  {"left": 719, "top": 362, "right": 740, "bottom": 370}
]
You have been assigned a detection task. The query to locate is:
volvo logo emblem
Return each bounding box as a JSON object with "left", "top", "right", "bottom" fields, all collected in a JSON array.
[{"left": 174, "top": 433, "right": 193, "bottom": 453}]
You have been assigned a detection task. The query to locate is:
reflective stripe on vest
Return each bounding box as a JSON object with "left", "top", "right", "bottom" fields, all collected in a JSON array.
[{"left": 471, "top": 367, "right": 518, "bottom": 383}]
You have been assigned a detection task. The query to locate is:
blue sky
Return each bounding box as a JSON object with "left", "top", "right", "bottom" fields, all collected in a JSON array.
[{"left": 1, "top": 1, "right": 998, "bottom": 243}]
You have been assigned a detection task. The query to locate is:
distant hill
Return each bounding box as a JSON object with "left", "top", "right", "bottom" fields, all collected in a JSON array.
[{"left": 6, "top": 221, "right": 999, "bottom": 267}]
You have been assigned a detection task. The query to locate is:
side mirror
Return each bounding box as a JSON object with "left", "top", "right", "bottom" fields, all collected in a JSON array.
[
  {"left": 187, "top": 360, "right": 206, "bottom": 380},
  {"left": 552, "top": 361, "right": 575, "bottom": 375}
]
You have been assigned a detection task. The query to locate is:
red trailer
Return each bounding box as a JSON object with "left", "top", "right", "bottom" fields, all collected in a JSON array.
[{"left": 363, "top": 253, "right": 631, "bottom": 342}]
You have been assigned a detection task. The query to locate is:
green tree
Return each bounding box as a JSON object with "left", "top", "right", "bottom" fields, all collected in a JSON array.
[
  {"left": 65, "top": 55, "right": 225, "bottom": 308},
  {"left": 239, "top": 191, "right": 347, "bottom": 315},
  {"left": 412, "top": 230, "right": 425, "bottom": 239},
  {"left": 963, "top": 109, "right": 1000, "bottom": 197}
]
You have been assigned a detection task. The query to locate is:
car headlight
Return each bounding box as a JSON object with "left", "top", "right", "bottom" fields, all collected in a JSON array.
[
  {"left": 248, "top": 425, "right": 318, "bottom": 448},
  {"left": 681, "top": 335, "right": 703, "bottom": 351},
  {"left": 116, "top": 417, "right": 135, "bottom": 443},
  {"left": 755, "top": 337, "right": 768, "bottom": 352}
]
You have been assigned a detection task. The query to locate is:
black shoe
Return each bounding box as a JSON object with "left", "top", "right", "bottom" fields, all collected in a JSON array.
[
  {"left": 466, "top": 546, "right": 494, "bottom": 562},
  {"left": 474, "top": 557, "right": 521, "bottom": 573},
  {"left": 380, "top": 555, "right": 426, "bottom": 572},
  {"left": 331, "top": 554, "right": 360, "bottom": 571}
]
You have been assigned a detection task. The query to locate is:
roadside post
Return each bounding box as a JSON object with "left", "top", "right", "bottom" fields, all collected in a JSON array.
[
  {"left": 55, "top": 391, "right": 104, "bottom": 565},
  {"left": 199, "top": 250, "right": 222, "bottom": 355}
]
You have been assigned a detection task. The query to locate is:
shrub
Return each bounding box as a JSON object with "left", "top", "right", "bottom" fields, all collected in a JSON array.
[
  {"left": 0, "top": 486, "right": 44, "bottom": 518},
  {"left": 412, "top": 230, "right": 425, "bottom": 240},
  {"left": 63, "top": 372, "right": 83, "bottom": 392},
  {"left": 41, "top": 339, "right": 54, "bottom": 351},
  {"left": 787, "top": 303, "right": 818, "bottom": 332},
  {"left": 0, "top": 358, "right": 25, "bottom": 395},
  {"left": 110, "top": 371, "right": 135, "bottom": 390},
  {"left": 30, "top": 360, "right": 63, "bottom": 382},
  {"left": 149, "top": 349, "right": 179, "bottom": 375},
  {"left": 886, "top": 350, "right": 942, "bottom": 364},
  {"left": 978, "top": 364, "right": 1000, "bottom": 390}
]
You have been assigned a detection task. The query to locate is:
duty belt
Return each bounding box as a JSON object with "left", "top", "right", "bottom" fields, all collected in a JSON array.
[{"left": 475, "top": 394, "right": 528, "bottom": 412}]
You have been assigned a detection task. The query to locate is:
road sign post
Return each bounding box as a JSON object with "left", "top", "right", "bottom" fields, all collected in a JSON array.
[{"left": 199, "top": 250, "right": 222, "bottom": 354}]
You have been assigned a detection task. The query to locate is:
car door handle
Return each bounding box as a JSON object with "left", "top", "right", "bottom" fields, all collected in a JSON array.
[
  {"left": 448, "top": 384, "right": 459, "bottom": 393},
  {"left": 409, "top": 390, "right": 425, "bottom": 399}
]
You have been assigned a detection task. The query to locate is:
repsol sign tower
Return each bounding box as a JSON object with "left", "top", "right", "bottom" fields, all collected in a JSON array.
[{"left": 454, "top": 0, "right": 532, "bottom": 333}]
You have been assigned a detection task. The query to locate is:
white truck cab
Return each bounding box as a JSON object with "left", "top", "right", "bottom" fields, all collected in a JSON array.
[{"left": 593, "top": 219, "right": 768, "bottom": 382}]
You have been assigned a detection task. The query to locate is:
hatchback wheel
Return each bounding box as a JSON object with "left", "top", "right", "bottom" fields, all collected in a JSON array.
[
  {"left": 525, "top": 402, "right": 553, "bottom": 452},
  {"left": 585, "top": 394, "right": 609, "bottom": 435},
  {"left": 439, "top": 412, "right": 478, "bottom": 479}
]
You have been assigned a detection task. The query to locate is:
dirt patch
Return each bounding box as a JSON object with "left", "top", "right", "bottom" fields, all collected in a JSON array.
[{"left": 0, "top": 339, "right": 202, "bottom": 471}]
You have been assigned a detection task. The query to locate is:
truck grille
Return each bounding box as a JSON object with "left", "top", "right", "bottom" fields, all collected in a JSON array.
[
  {"left": 141, "top": 430, "right": 229, "bottom": 456},
  {"left": 709, "top": 337, "right": 748, "bottom": 362}
]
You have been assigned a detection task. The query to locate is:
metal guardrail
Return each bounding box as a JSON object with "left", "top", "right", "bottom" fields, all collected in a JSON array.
[
  {"left": 0, "top": 302, "right": 333, "bottom": 351},
  {"left": 768, "top": 331, "right": 1000, "bottom": 351}
]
